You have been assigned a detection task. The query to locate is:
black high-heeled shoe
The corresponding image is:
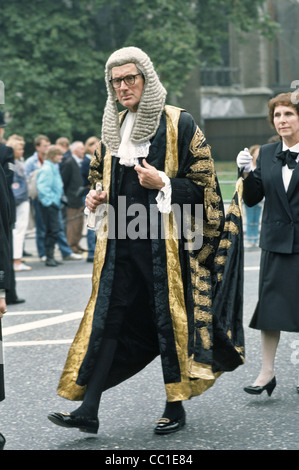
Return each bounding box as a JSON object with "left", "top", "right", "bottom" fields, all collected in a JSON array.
[{"left": 244, "top": 376, "right": 276, "bottom": 396}]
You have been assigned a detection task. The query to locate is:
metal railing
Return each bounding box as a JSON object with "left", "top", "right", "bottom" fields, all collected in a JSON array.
[{"left": 200, "top": 66, "right": 241, "bottom": 87}]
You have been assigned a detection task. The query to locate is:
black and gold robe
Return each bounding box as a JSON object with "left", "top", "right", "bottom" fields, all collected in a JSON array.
[{"left": 57, "top": 105, "right": 244, "bottom": 402}]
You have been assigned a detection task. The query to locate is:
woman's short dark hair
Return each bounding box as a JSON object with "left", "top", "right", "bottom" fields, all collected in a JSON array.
[{"left": 268, "top": 92, "right": 299, "bottom": 126}]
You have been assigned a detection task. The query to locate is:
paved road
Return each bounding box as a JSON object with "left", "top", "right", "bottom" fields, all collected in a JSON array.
[{"left": 1, "top": 235, "right": 298, "bottom": 452}]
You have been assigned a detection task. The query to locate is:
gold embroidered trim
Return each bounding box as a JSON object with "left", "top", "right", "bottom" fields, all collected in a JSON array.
[
  {"left": 163, "top": 107, "right": 223, "bottom": 401},
  {"left": 193, "top": 293, "right": 212, "bottom": 308},
  {"left": 195, "top": 244, "right": 215, "bottom": 264},
  {"left": 219, "top": 239, "right": 232, "bottom": 250},
  {"left": 224, "top": 220, "right": 239, "bottom": 235},
  {"left": 164, "top": 105, "right": 181, "bottom": 177},
  {"left": 227, "top": 201, "right": 241, "bottom": 218},
  {"left": 199, "top": 327, "right": 212, "bottom": 350},
  {"left": 188, "top": 358, "right": 216, "bottom": 380},
  {"left": 194, "top": 309, "right": 213, "bottom": 323},
  {"left": 189, "top": 127, "right": 209, "bottom": 156},
  {"left": 214, "top": 255, "right": 227, "bottom": 266}
]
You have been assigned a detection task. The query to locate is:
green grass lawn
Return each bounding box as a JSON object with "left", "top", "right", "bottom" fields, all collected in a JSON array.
[{"left": 214, "top": 161, "right": 239, "bottom": 203}]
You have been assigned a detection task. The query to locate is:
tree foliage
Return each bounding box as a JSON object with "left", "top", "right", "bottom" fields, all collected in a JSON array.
[{"left": 0, "top": 0, "right": 277, "bottom": 145}]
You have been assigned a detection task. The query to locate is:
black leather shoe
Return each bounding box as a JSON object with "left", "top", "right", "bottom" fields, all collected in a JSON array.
[
  {"left": 45, "top": 258, "right": 62, "bottom": 267},
  {"left": 154, "top": 409, "right": 186, "bottom": 435},
  {"left": 244, "top": 376, "right": 276, "bottom": 397},
  {"left": 47, "top": 412, "right": 99, "bottom": 434},
  {"left": 6, "top": 297, "right": 25, "bottom": 305},
  {"left": 0, "top": 432, "right": 6, "bottom": 450}
]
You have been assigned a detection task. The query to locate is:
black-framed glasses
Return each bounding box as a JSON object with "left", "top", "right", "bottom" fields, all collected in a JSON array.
[{"left": 109, "top": 73, "right": 143, "bottom": 89}]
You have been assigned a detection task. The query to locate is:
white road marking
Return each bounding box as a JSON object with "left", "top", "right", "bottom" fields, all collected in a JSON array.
[
  {"left": 4, "top": 339, "right": 72, "bottom": 347},
  {"left": 2, "top": 311, "right": 83, "bottom": 336},
  {"left": 6, "top": 310, "right": 63, "bottom": 316},
  {"left": 4, "top": 265, "right": 258, "bottom": 347},
  {"left": 15, "top": 268, "right": 259, "bottom": 282},
  {"left": 15, "top": 274, "right": 92, "bottom": 281}
]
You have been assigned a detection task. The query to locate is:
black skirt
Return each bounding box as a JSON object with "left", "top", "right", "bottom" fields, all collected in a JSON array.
[{"left": 249, "top": 250, "right": 299, "bottom": 332}]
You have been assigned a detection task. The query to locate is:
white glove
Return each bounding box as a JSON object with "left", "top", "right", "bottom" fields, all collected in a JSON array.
[{"left": 236, "top": 148, "right": 254, "bottom": 173}]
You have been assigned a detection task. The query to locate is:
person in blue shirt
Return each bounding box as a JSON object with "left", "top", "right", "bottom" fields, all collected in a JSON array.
[
  {"left": 24, "top": 135, "right": 51, "bottom": 259},
  {"left": 37, "top": 145, "right": 64, "bottom": 267},
  {"left": 25, "top": 135, "right": 82, "bottom": 262}
]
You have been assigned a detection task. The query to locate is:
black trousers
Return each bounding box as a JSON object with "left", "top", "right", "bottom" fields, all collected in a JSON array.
[
  {"left": 5, "top": 229, "right": 17, "bottom": 303},
  {"left": 39, "top": 203, "right": 60, "bottom": 257},
  {"left": 104, "top": 238, "right": 156, "bottom": 339}
]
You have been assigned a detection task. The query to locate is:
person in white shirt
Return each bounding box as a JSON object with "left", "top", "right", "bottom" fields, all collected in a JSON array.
[
  {"left": 237, "top": 92, "right": 299, "bottom": 397},
  {"left": 6, "top": 136, "right": 32, "bottom": 272}
]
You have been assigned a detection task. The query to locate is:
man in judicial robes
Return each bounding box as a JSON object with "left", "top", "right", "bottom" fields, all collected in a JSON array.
[{"left": 48, "top": 47, "right": 244, "bottom": 436}]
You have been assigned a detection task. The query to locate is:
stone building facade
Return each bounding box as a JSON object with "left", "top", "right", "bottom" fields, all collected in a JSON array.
[{"left": 178, "top": 0, "right": 299, "bottom": 161}]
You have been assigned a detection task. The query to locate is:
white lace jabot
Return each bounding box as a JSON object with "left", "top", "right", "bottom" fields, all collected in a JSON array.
[
  {"left": 113, "top": 111, "right": 172, "bottom": 213},
  {"left": 115, "top": 112, "right": 151, "bottom": 167}
]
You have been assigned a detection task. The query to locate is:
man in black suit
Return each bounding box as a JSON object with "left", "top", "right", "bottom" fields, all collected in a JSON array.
[
  {"left": 0, "top": 162, "right": 11, "bottom": 450},
  {"left": 0, "top": 164, "right": 10, "bottom": 311},
  {"left": 56, "top": 136, "right": 72, "bottom": 171},
  {"left": 0, "top": 110, "right": 25, "bottom": 305},
  {"left": 60, "top": 141, "right": 85, "bottom": 253}
]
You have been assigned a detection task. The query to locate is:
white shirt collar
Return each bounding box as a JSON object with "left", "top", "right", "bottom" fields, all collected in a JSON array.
[
  {"left": 281, "top": 140, "right": 299, "bottom": 192},
  {"left": 282, "top": 141, "right": 299, "bottom": 153},
  {"left": 72, "top": 154, "right": 82, "bottom": 166}
]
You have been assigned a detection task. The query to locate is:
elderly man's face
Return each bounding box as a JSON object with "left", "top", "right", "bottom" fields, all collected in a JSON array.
[
  {"left": 73, "top": 142, "right": 85, "bottom": 159},
  {"left": 111, "top": 63, "right": 144, "bottom": 113}
]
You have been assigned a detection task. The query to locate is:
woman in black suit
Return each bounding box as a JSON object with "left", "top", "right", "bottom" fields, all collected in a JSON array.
[{"left": 237, "top": 92, "right": 299, "bottom": 396}]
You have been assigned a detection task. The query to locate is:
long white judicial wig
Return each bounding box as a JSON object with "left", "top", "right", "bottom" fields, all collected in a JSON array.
[{"left": 101, "top": 47, "right": 167, "bottom": 154}]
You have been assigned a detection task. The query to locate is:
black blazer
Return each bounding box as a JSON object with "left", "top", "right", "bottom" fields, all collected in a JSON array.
[
  {"left": 0, "top": 142, "right": 16, "bottom": 225},
  {"left": 61, "top": 156, "right": 84, "bottom": 209},
  {"left": 0, "top": 164, "right": 9, "bottom": 402},
  {"left": 0, "top": 164, "right": 11, "bottom": 292},
  {"left": 243, "top": 141, "right": 299, "bottom": 253}
]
